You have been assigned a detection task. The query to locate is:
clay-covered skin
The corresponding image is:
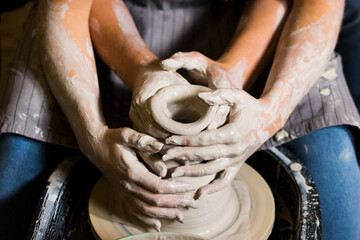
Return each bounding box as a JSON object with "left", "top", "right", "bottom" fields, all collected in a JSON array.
[
  {"left": 130, "top": 65, "right": 190, "bottom": 141},
  {"left": 38, "top": 0, "right": 345, "bottom": 231},
  {"left": 129, "top": 65, "right": 193, "bottom": 178},
  {"left": 38, "top": 0, "right": 198, "bottom": 230},
  {"left": 161, "top": 0, "right": 345, "bottom": 199}
]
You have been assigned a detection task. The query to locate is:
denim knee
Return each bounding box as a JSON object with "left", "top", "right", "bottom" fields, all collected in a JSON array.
[{"left": 283, "top": 126, "right": 360, "bottom": 240}]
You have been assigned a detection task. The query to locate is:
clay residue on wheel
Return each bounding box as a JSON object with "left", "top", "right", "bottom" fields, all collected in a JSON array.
[{"left": 122, "top": 232, "right": 205, "bottom": 240}]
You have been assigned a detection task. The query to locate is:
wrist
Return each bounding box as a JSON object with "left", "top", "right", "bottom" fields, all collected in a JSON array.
[
  {"left": 259, "top": 92, "right": 290, "bottom": 133},
  {"left": 211, "top": 59, "right": 248, "bottom": 89},
  {"left": 127, "top": 57, "right": 160, "bottom": 92},
  {"left": 74, "top": 120, "right": 108, "bottom": 162}
]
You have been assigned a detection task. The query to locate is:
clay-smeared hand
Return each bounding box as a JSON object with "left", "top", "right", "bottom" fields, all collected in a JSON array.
[
  {"left": 163, "top": 89, "right": 279, "bottom": 199},
  {"left": 80, "top": 126, "right": 197, "bottom": 230},
  {"left": 161, "top": 51, "right": 246, "bottom": 89},
  {"left": 160, "top": 51, "right": 244, "bottom": 129},
  {"left": 130, "top": 63, "right": 190, "bottom": 140}
]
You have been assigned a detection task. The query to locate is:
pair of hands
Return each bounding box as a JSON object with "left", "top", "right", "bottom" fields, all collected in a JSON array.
[{"left": 110, "top": 51, "right": 275, "bottom": 229}]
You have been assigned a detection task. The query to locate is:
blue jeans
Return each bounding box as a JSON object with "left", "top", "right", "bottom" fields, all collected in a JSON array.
[
  {"left": 284, "top": 126, "right": 360, "bottom": 240},
  {"left": 1, "top": 126, "right": 360, "bottom": 239},
  {"left": 0, "top": 134, "right": 78, "bottom": 240}
]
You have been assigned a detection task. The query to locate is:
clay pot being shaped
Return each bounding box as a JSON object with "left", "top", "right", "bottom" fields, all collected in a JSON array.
[
  {"left": 149, "top": 84, "right": 219, "bottom": 136},
  {"left": 149, "top": 84, "right": 241, "bottom": 238},
  {"left": 88, "top": 86, "right": 275, "bottom": 240}
]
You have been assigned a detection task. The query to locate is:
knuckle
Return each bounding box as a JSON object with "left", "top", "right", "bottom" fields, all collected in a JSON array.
[
  {"left": 196, "top": 167, "right": 207, "bottom": 176},
  {"left": 153, "top": 197, "right": 163, "bottom": 206},
  {"left": 221, "top": 178, "right": 231, "bottom": 186},
  {"left": 137, "top": 135, "right": 150, "bottom": 147},
  {"left": 149, "top": 179, "right": 164, "bottom": 194},
  {"left": 173, "top": 51, "right": 183, "bottom": 58},
  {"left": 235, "top": 143, "right": 245, "bottom": 153},
  {"left": 156, "top": 187, "right": 165, "bottom": 194},
  {"left": 119, "top": 127, "right": 131, "bottom": 141},
  {"left": 190, "top": 51, "right": 201, "bottom": 58},
  {"left": 126, "top": 169, "right": 137, "bottom": 181}
]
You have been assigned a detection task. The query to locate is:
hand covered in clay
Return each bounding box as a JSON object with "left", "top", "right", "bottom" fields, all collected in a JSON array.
[
  {"left": 161, "top": 51, "right": 244, "bottom": 89},
  {"left": 160, "top": 51, "right": 250, "bottom": 198},
  {"left": 161, "top": 51, "right": 240, "bottom": 129},
  {"left": 130, "top": 63, "right": 190, "bottom": 140},
  {"left": 80, "top": 126, "right": 197, "bottom": 230},
  {"left": 162, "top": 89, "right": 278, "bottom": 199}
]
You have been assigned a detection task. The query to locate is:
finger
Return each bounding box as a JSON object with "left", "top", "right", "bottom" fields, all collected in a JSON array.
[
  {"left": 161, "top": 52, "right": 207, "bottom": 74},
  {"left": 133, "top": 197, "right": 184, "bottom": 223},
  {"left": 132, "top": 210, "right": 162, "bottom": 232},
  {"left": 171, "top": 158, "right": 242, "bottom": 178},
  {"left": 120, "top": 151, "right": 195, "bottom": 194},
  {"left": 121, "top": 180, "right": 198, "bottom": 208},
  {"left": 165, "top": 123, "right": 240, "bottom": 146},
  {"left": 127, "top": 167, "right": 196, "bottom": 194},
  {"left": 120, "top": 199, "right": 162, "bottom": 232},
  {"left": 195, "top": 163, "right": 243, "bottom": 200},
  {"left": 131, "top": 104, "right": 172, "bottom": 140},
  {"left": 162, "top": 143, "right": 242, "bottom": 162},
  {"left": 138, "top": 152, "right": 167, "bottom": 178},
  {"left": 129, "top": 106, "right": 147, "bottom": 133},
  {"left": 207, "top": 105, "right": 230, "bottom": 130},
  {"left": 188, "top": 69, "right": 209, "bottom": 85},
  {"left": 198, "top": 89, "right": 246, "bottom": 106},
  {"left": 109, "top": 127, "right": 164, "bottom": 153}
]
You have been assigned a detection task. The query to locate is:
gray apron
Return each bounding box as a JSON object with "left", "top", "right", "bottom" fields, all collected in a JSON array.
[{"left": 0, "top": 0, "right": 359, "bottom": 149}]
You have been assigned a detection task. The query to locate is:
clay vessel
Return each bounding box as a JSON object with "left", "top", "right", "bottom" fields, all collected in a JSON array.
[
  {"left": 149, "top": 84, "right": 218, "bottom": 136},
  {"left": 149, "top": 84, "right": 239, "bottom": 238}
]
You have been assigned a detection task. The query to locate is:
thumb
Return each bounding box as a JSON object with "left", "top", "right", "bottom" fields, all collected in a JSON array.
[
  {"left": 198, "top": 89, "right": 245, "bottom": 106},
  {"left": 108, "top": 127, "right": 164, "bottom": 153},
  {"left": 161, "top": 52, "right": 208, "bottom": 74}
]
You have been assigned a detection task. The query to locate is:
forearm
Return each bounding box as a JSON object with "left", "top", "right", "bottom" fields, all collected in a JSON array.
[
  {"left": 38, "top": 0, "right": 105, "bottom": 150},
  {"left": 90, "top": 0, "right": 158, "bottom": 91},
  {"left": 217, "top": 0, "right": 290, "bottom": 89},
  {"left": 260, "top": 0, "right": 344, "bottom": 131}
]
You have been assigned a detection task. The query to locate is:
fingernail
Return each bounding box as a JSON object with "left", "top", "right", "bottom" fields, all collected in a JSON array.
[
  {"left": 160, "top": 168, "right": 167, "bottom": 178},
  {"left": 165, "top": 137, "right": 177, "bottom": 145},
  {"left": 175, "top": 214, "right": 184, "bottom": 223},
  {"left": 190, "top": 200, "right": 199, "bottom": 209},
  {"left": 171, "top": 169, "right": 184, "bottom": 178},
  {"left": 166, "top": 136, "right": 185, "bottom": 145},
  {"left": 198, "top": 92, "right": 214, "bottom": 104},
  {"left": 155, "top": 222, "right": 161, "bottom": 232},
  {"left": 161, "top": 59, "right": 182, "bottom": 71},
  {"left": 151, "top": 141, "right": 164, "bottom": 151},
  {"left": 162, "top": 154, "right": 171, "bottom": 161}
]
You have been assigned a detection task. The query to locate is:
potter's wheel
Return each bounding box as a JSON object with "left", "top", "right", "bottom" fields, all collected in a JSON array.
[{"left": 88, "top": 163, "right": 275, "bottom": 240}]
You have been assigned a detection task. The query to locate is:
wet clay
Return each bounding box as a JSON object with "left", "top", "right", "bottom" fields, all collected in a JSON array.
[
  {"left": 133, "top": 82, "right": 253, "bottom": 238},
  {"left": 122, "top": 232, "right": 205, "bottom": 240},
  {"left": 88, "top": 164, "right": 275, "bottom": 240},
  {"left": 149, "top": 84, "right": 218, "bottom": 136}
]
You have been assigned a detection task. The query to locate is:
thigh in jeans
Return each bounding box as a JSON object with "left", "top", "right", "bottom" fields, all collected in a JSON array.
[
  {"left": 0, "top": 133, "right": 78, "bottom": 240},
  {"left": 283, "top": 126, "right": 360, "bottom": 240}
]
